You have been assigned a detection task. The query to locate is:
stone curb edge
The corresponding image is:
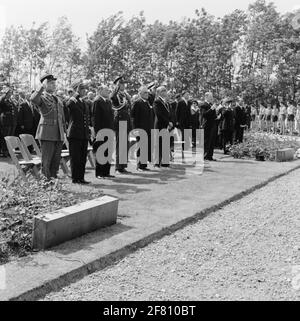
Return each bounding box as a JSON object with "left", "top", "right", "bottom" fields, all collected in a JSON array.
[{"left": 10, "top": 164, "right": 300, "bottom": 301}]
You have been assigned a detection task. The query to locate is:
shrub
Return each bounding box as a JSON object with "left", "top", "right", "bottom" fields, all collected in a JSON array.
[{"left": 229, "top": 132, "right": 300, "bottom": 161}]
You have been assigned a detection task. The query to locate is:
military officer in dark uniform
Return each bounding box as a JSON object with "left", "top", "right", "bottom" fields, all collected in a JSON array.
[
  {"left": 92, "top": 85, "right": 115, "bottom": 179},
  {"left": 131, "top": 86, "right": 153, "bottom": 171},
  {"left": 0, "top": 87, "right": 18, "bottom": 157},
  {"left": 31, "top": 74, "right": 66, "bottom": 179},
  {"left": 110, "top": 76, "right": 132, "bottom": 174},
  {"left": 200, "top": 92, "right": 218, "bottom": 161},
  {"left": 219, "top": 97, "right": 235, "bottom": 154},
  {"left": 66, "top": 80, "right": 90, "bottom": 184}
]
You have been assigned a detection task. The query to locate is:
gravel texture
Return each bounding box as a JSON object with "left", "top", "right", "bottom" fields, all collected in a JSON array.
[{"left": 42, "top": 169, "right": 300, "bottom": 301}]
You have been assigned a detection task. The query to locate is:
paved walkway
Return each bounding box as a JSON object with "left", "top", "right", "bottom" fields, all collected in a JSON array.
[
  {"left": 0, "top": 151, "right": 300, "bottom": 300},
  {"left": 43, "top": 168, "right": 300, "bottom": 301}
]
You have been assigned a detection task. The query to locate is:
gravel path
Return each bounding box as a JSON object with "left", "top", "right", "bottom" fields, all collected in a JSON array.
[{"left": 42, "top": 169, "right": 300, "bottom": 301}]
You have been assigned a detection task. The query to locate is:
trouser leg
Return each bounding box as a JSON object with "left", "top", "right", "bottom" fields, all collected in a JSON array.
[
  {"left": 95, "top": 137, "right": 112, "bottom": 177},
  {"left": 50, "top": 141, "right": 63, "bottom": 179},
  {"left": 79, "top": 140, "right": 88, "bottom": 180},
  {"left": 115, "top": 129, "right": 128, "bottom": 171},
  {"left": 41, "top": 140, "right": 55, "bottom": 179},
  {"left": 69, "top": 138, "right": 81, "bottom": 181},
  {"left": 1, "top": 126, "right": 13, "bottom": 154},
  {"left": 207, "top": 124, "right": 217, "bottom": 159}
]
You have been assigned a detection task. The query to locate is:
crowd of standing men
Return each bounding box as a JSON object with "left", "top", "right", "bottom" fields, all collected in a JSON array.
[{"left": 1, "top": 73, "right": 280, "bottom": 184}]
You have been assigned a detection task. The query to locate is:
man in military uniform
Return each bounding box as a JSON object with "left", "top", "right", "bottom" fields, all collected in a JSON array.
[
  {"left": 200, "top": 92, "right": 218, "bottom": 161},
  {"left": 0, "top": 87, "right": 18, "bottom": 157},
  {"left": 31, "top": 74, "right": 66, "bottom": 179},
  {"left": 110, "top": 76, "right": 132, "bottom": 174},
  {"left": 66, "top": 80, "right": 90, "bottom": 184},
  {"left": 219, "top": 97, "right": 234, "bottom": 154}
]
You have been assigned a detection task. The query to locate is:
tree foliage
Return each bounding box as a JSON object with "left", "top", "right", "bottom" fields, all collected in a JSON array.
[{"left": 0, "top": 1, "right": 299, "bottom": 99}]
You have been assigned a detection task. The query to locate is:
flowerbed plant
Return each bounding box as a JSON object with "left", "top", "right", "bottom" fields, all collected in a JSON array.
[
  {"left": 229, "top": 132, "right": 300, "bottom": 161},
  {"left": 0, "top": 175, "right": 103, "bottom": 264}
]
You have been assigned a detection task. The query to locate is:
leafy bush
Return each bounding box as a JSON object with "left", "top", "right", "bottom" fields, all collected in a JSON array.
[
  {"left": 229, "top": 132, "right": 300, "bottom": 161},
  {"left": 0, "top": 175, "right": 103, "bottom": 264}
]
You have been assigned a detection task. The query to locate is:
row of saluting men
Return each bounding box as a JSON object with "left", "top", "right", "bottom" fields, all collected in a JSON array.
[{"left": 0, "top": 74, "right": 249, "bottom": 183}]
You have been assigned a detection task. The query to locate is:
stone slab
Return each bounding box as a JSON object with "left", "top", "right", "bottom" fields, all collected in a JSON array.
[
  {"left": 275, "top": 148, "right": 295, "bottom": 162},
  {"left": 32, "top": 196, "right": 119, "bottom": 250}
]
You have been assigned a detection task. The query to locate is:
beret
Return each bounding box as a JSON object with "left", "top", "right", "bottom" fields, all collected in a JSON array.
[{"left": 40, "top": 73, "right": 57, "bottom": 83}]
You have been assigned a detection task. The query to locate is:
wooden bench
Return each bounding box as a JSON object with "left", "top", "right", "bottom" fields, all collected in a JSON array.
[
  {"left": 20, "top": 134, "right": 70, "bottom": 176},
  {"left": 4, "top": 136, "right": 41, "bottom": 181}
]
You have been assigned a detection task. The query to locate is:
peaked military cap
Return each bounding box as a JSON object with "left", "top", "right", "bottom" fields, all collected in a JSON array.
[{"left": 40, "top": 73, "right": 57, "bottom": 83}]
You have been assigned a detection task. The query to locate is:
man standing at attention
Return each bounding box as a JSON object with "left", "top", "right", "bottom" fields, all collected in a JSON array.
[
  {"left": 153, "top": 86, "right": 173, "bottom": 167},
  {"left": 131, "top": 86, "right": 153, "bottom": 171},
  {"left": 66, "top": 80, "right": 90, "bottom": 185},
  {"left": 93, "top": 85, "right": 115, "bottom": 179},
  {"left": 110, "top": 76, "right": 132, "bottom": 174},
  {"left": 200, "top": 92, "right": 217, "bottom": 161},
  {"left": 31, "top": 74, "right": 66, "bottom": 179}
]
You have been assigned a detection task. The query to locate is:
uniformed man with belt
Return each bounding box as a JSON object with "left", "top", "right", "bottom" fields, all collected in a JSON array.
[
  {"left": 0, "top": 86, "right": 18, "bottom": 157},
  {"left": 110, "top": 76, "right": 132, "bottom": 174},
  {"left": 66, "top": 80, "right": 90, "bottom": 184},
  {"left": 31, "top": 74, "right": 66, "bottom": 179}
]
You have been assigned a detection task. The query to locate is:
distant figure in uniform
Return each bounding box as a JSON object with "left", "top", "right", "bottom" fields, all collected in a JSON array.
[
  {"left": 0, "top": 87, "right": 18, "bottom": 157},
  {"left": 131, "top": 86, "right": 153, "bottom": 171},
  {"left": 233, "top": 98, "right": 247, "bottom": 143},
  {"left": 31, "top": 74, "right": 66, "bottom": 179},
  {"left": 220, "top": 97, "right": 234, "bottom": 154},
  {"left": 110, "top": 76, "right": 132, "bottom": 174},
  {"left": 16, "top": 91, "right": 35, "bottom": 137},
  {"left": 200, "top": 92, "right": 217, "bottom": 161},
  {"left": 176, "top": 91, "right": 191, "bottom": 152},
  {"left": 66, "top": 81, "right": 90, "bottom": 184},
  {"left": 93, "top": 85, "right": 115, "bottom": 179}
]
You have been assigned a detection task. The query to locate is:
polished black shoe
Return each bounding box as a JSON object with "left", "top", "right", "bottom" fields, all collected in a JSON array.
[
  {"left": 105, "top": 174, "right": 115, "bottom": 178},
  {"left": 96, "top": 175, "right": 106, "bottom": 179},
  {"left": 116, "top": 169, "right": 130, "bottom": 174},
  {"left": 80, "top": 180, "right": 91, "bottom": 185},
  {"left": 72, "top": 180, "right": 81, "bottom": 184},
  {"left": 137, "top": 167, "right": 150, "bottom": 171}
]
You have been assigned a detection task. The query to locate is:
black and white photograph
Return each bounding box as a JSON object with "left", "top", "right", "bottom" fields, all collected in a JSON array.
[{"left": 0, "top": 0, "right": 300, "bottom": 309}]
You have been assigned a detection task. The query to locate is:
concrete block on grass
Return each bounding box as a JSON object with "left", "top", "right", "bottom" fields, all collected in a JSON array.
[
  {"left": 275, "top": 148, "right": 295, "bottom": 162},
  {"left": 32, "top": 196, "right": 119, "bottom": 250}
]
